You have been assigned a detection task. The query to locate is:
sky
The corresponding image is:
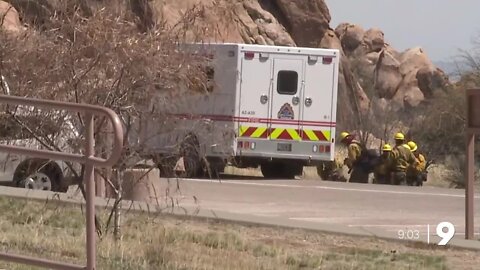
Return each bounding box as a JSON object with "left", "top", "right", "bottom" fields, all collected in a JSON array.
[{"left": 325, "top": 0, "right": 480, "bottom": 62}]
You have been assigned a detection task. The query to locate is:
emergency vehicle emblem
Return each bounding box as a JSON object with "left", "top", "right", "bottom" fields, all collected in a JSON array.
[{"left": 277, "top": 103, "right": 294, "bottom": 120}]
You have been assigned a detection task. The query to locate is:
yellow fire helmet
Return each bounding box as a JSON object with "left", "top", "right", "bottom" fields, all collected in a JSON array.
[
  {"left": 382, "top": 144, "right": 392, "bottom": 152},
  {"left": 407, "top": 141, "right": 418, "bottom": 152},
  {"left": 394, "top": 132, "right": 405, "bottom": 140},
  {"left": 340, "top": 131, "right": 350, "bottom": 141}
]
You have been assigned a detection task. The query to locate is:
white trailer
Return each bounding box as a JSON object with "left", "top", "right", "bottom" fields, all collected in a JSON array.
[{"left": 138, "top": 43, "right": 340, "bottom": 179}]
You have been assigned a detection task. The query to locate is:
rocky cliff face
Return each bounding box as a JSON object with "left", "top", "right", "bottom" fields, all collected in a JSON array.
[
  {"left": 1, "top": 0, "right": 449, "bottom": 128},
  {"left": 334, "top": 23, "right": 449, "bottom": 111}
]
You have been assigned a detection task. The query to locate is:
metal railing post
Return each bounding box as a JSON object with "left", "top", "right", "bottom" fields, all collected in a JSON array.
[
  {"left": 466, "top": 88, "right": 480, "bottom": 240},
  {"left": 0, "top": 94, "right": 124, "bottom": 269},
  {"left": 85, "top": 113, "right": 96, "bottom": 269}
]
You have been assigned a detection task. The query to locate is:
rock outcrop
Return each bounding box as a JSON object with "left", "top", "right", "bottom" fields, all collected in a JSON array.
[
  {"left": 320, "top": 29, "right": 370, "bottom": 124},
  {"left": 336, "top": 22, "right": 449, "bottom": 109},
  {"left": 262, "top": 0, "right": 331, "bottom": 47},
  {"left": 0, "top": 1, "right": 24, "bottom": 33},
  {"left": 3, "top": 0, "right": 449, "bottom": 126}
]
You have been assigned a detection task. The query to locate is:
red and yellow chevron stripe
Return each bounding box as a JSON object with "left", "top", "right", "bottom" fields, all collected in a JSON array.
[{"left": 239, "top": 126, "right": 330, "bottom": 141}]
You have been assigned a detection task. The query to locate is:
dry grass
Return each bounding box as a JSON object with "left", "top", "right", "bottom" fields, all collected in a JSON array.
[{"left": 0, "top": 197, "right": 478, "bottom": 269}]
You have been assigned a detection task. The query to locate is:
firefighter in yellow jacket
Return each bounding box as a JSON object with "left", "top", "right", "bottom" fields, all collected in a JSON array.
[
  {"left": 374, "top": 144, "right": 395, "bottom": 185},
  {"left": 390, "top": 133, "right": 418, "bottom": 185},
  {"left": 340, "top": 131, "right": 369, "bottom": 183},
  {"left": 393, "top": 132, "right": 406, "bottom": 151},
  {"left": 406, "top": 141, "right": 427, "bottom": 186}
]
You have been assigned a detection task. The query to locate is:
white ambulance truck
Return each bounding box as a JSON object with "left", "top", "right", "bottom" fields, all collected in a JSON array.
[{"left": 138, "top": 43, "right": 340, "bottom": 179}]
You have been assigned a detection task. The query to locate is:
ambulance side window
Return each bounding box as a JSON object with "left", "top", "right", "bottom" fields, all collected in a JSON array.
[{"left": 277, "top": 70, "right": 298, "bottom": 95}]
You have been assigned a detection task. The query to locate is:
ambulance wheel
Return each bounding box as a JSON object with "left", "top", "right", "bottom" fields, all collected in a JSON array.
[
  {"left": 316, "top": 162, "right": 333, "bottom": 180},
  {"left": 283, "top": 163, "right": 303, "bottom": 179},
  {"left": 260, "top": 163, "right": 279, "bottom": 179},
  {"left": 261, "top": 162, "right": 302, "bottom": 179},
  {"left": 317, "top": 166, "right": 331, "bottom": 180}
]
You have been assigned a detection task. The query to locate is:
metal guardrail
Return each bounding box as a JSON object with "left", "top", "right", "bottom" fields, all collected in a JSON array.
[{"left": 0, "top": 94, "right": 124, "bottom": 270}]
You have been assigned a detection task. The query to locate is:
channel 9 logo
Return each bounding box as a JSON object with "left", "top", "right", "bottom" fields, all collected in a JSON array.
[{"left": 398, "top": 222, "right": 455, "bottom": 245}]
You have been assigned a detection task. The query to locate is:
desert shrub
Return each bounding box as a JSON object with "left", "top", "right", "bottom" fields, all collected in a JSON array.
[
  {"left": 0, "top": 2, "right": 212, "bottom": 168},
  {"left": 0, "top": 1, "right": 215, "bottom": 237},
  {"left": 408, "top": 87, "right": 465, "bottom": 161},
  {"left": 407, "top": 34, "right": 480, "bottom": 186}
]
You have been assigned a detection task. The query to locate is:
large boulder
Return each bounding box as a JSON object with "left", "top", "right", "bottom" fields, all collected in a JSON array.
[
  {"left": 332, "top": 21, "right": 449, "bottom": 109},
  {"left": 270, "top": 0, "right": 331, "bottom": 47},
  {"left": 392, "top": 69, "right": 425, "bottom": 108},
  {"left": 320, "top": 29, "right": 370, "bottom": 125},
  {"left": 241, "top": 1, "right": 295, "bottom": 45},
  {"left": 403, "top": 87, "right": 425, "bottom": 108},
  {"left": 364, "top": 51, "right": 380, "bottom": 65},
  {"left": 341, "top": 24, "right": 365, "bottom": 52},
  {"left": 319, "top": 28, "right": 342, "bottom": 50},
  {"left": 398, "top": 47, "right": 433, "bottom": 75},
  {"left": 334, "top": 22, "right": 349, "bottom": 39},
  {"left": 416, "top": 66, "right": 449, "bottom": 98},
  {"left": 374, "top": 48, "right": 402, "bottom": 99},
  {"left": 152, "top": 0, "right": 297, "bottom": 46},
  {"left": 0, "top": 1, "right": 24, "bottom": 33},
  {"left": 375, "top": 68, "right": 402, "bottom": 99},
  {"left": 363, "top": 28, "right": 384, "bottom": 53}
]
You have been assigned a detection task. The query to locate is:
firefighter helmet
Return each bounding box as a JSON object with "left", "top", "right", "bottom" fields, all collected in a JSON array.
[
  {"left": 340, "top": 131, "right": 350, "bottom": 141},
  {"left": 394, "top": 132, "right": 405, "bottom": 140},
  {"left": 407, "top": 141, "right": 418, "bottom": 152},
  {"left": 382, "top": 144, "right": 392, "bottom": 152}
]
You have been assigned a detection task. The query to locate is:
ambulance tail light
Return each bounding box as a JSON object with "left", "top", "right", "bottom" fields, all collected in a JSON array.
[
  {"left": 322, "top": 56, "right": 333, "bottom": 64},
  {"left": 314, "top": 145, "right": 331, "bottom": 154},
  {"left": 244, "top": 52, "right": 255, "bottom": 59},
  {"left": 237, "top": 141, "right": 255, "bottom": 150}
]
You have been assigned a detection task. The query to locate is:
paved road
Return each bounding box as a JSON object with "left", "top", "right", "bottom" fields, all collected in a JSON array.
[
  {"left": 157, "top": 176, "right": 480, "bottom": 245},
  {"left": 1, "top": 176, "right": 480, "bottom": 248}
]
